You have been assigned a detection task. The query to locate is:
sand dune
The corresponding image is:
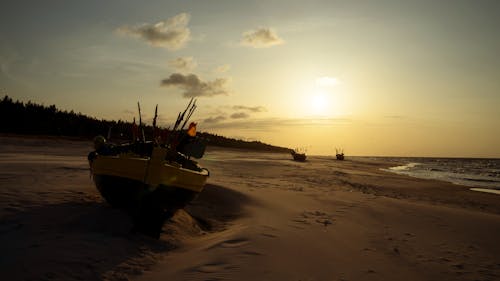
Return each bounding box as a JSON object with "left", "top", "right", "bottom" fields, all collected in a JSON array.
[{"left": 1, "top": 135, "right": 499, "bottom": 281}]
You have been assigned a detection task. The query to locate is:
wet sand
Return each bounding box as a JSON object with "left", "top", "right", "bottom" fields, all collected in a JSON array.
[{"left": 0, "top": 135, "right": 499, "bottom": 281}]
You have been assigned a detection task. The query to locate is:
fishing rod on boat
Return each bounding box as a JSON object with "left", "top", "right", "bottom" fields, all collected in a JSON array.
[
  {"left": 107, "top": 126, "right": 112, "bottom": 141},
  {"left": 165, "top": 98, "right": 195, "bottom": 148},
  {"left": 173, "top": 112, "right": 181, "bottom": 131},
  {"left": 164, "top": 112, "right": 181, "bottom": 147},
  {"left": 173, "top": 97, "right": 194, "bottom": 132},
  {"left": 180, "top": 99, "right": 197, "bottom": 131},
  {"left": 152, "top": 104, "right": 158, "bottom": 142},
  {"left": 138, "top": 102, "right": 142, "bottom": 127},
  {"left": 152, "top": 104, "right": 158, "bottom": 129},
  {"left": 131, "top": 117, "right": 139, "bottom": 142},
  {"left": 137, "top": 102, "right": 145, "bottom": 142}
]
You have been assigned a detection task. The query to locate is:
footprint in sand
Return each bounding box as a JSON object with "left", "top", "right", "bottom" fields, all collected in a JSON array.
[
  {"left": 260, "top": 233, "right": 278, "bottom": 238},
  {"left": 209, "top": 238, "right": 249, "bottom": 249},
  {"left": 292, "top": 210, "right": 334, "bottom": 227},
  {"left": 261, "top": 225, "right": 278, "bottom": 231},
  {"left": 242, "top": 250, "right": 262, "bottom": 256},
  {"left": 292, "top": 218, "right": 311, "bottom": 225},
  {"left": 259, "top": 225, "right": 280, "bottom": 238},
  {"left": 220, "top": 238, "right": 249, "bottom": 248},
  {"left": 194, "top": 262, "right": 228, "bottom": 273}
]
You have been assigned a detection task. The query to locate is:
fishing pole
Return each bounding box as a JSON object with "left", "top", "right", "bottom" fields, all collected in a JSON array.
[
  {"left": 173, "top": 97, "right": 194, "bottom": 131},
  {"left": 152, "top": 104, "right": 158, "bottom": 130},
  {"left": 152, "top": 104, "right": 158, "bottom": 141},
  {"left": 137, "top": 102, "right": 145, "bottom": 142},
  {"left": 180, "top": 99, "right": 197, "bottom": 131}
]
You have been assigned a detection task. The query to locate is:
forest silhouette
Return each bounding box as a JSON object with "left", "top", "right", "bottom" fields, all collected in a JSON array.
[{"left": 0, "top": 95, "right": 290, "bottom": 153}]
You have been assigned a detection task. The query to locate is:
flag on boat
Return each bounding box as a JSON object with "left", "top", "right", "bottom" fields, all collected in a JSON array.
[{"left": 187, "top": 122, "right": 197, "bottom": 137}]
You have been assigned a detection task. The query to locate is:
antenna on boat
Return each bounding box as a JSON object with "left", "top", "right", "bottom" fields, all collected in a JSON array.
[
  {"left": 107, "top": 126, "right": 112, "bottom": 141},
  {"left": 137, "top": 102, "right": 145, "bottom": 142},
  {"left": 165, "top": 98, "right": 195, "bottom": 148},
  {"left": 173, "top": 97, "right": 194, "bottom": 132},
  {"left": 152, "top": 104, "right": 158, "bottom": 129},
  {"left": 181, "top": 99, "right": 197, "bottom": 130},
  {"left": 152, "top": 104, "right": 158, "bottom": 142},
  {"left": 132, "top": 117, "right": 138, "bottom": 142}
]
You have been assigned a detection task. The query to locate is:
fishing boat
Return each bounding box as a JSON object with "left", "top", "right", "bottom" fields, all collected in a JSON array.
[
  {"left": 291, "top": 148, "right": 307, "bottom": 162},
  {"left": 335, "top": 148, "right": 345, "bottom": 160},
  {"left": 88, "top": 99, "right": 209, "bottom": 238}
]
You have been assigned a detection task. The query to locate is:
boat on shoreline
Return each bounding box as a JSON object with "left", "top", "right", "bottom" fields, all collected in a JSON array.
[
  {"left": 89, "top": 142, "right": 208, "bottom": 206},
  {"left": 336, "top": 148, "right": 345, "bottom": 160},
  {"left": 291, "top": 148, "right": 307, "bottom": 162},
  {"left": 88, "top": 100, "right": 209, "bottom": 238}
]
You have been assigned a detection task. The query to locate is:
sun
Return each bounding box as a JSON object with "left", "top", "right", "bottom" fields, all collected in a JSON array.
[
  {"left": 298, "top": 76, "right": 342, "bottom": 117},
  {"left": 310, "top": 93, "right": 328, "bottom": 113},
  {"left": 308, "top": 88, "right": 331, "bottom": 115}
]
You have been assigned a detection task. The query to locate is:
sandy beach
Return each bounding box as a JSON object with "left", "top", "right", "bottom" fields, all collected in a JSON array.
[{"left": 1, "top": 135, "right": 499, "bottom": 281}]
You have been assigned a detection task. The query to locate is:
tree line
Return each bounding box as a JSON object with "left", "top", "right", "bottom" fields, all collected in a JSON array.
[{"left": 0, "top": 95, "right": 291, "bottom": 153}]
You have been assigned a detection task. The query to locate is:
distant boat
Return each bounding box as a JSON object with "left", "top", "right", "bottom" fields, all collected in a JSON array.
[
  {"left": 335, "top": 148, "right": 345, "bottom": 160},
  {"left": 291, "top": 148, "right": 307, "bottom": 162}
]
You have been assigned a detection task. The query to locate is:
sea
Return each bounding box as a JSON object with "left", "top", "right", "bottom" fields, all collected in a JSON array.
[{"left": 372, "top": 157, "right": 500, "bottom": 195}]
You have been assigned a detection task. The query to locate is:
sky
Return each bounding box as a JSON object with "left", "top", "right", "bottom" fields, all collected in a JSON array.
[{"left": 1, "top": 0, "right": 499, "bottom": 157}]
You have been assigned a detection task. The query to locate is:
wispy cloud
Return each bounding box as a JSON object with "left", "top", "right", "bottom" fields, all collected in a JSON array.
[
  {"left": 384, "top": 115, "right": 406, "bottom": 119},
  {"left": 161, "top": 73, "right": 230, "bottom": 98},
  {"left": 241, "top": 27, "right": 284, "bottom": 48},
  {"left": 117, "top": 13, "right": 191, "bottom": 50},
  {"left": 201, "top": 105, "right": 265, "bottom": 124},
  {"left": 203, "top": 115, "right": 227, "bottom": 124},
  {"left": 230, "top": 112, "right": 250, "bottom": 119},
  {"left": 122, "top": 109, "right": 135, "bottom": 116},
  {"left": 232, "top": 105, "right": 266, "bottom": 112},
  {"left": 202, "top": 116, "right": 351, "bottom": 131},
  {"left": 169, "top": 56, "right": 197, "bottom": 71},
  {"left": 0, "top": 41, "right": 21, "bottom": 81},
  {"left": 316, "top": 76, "right": 341, "bottom": 86},
  {"left": 214, "top": 64, "right": 231, "bottom": 74}
]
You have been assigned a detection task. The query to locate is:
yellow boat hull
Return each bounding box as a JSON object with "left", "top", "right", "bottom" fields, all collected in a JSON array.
[{"left": 89, "top": 148, "right": 209, "bottom": 209}]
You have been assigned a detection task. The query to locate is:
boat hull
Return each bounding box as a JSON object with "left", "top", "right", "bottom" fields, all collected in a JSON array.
[
  {"left": 93, "top": 174, "right": 198, "bottom": 210},
  {"left": 88, "top": 150, "right": 209, "bottom": 238},
  {"left": 90, "top": 153, "right": 208, "bottom": 208},
  {"left": 291, "top": 152, "right": 307, "bottom": 162}
]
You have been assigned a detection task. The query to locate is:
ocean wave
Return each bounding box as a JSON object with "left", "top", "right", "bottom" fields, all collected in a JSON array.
[
  {"left": 388, "top": 162, "right": 421, "bottom": 171},
  {"left": 383, "top": 158, "right": 500, "bottom": 190}
]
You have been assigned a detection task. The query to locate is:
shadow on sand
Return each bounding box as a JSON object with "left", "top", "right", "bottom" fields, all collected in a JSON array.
[{"left": 0, "top": 183, "right": 251, "bottom": 281}]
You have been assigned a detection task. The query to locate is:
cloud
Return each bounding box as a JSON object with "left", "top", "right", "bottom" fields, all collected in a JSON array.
[
  {"left": 117, "top": 13, "right": 191, "bottom": 50},
  {"left": 203, "top": 116, "right": 351, "bottom": 131},
  {"left": 316, "top": 76, "right": 341, "bottom": 86},
  {"left": 203, "top": 115, "right": 226, "bottom": 124},
  {"left": 0, "top": 41, "right": 22, "bottom": 80},
  {"left": 122, "top": 109, "right": 135, "bottom": 116},
  {"left": 169, "top": 56, "right": 197, "bottom": 71},
  {"left": 214, "top": 64, "right": 231, "bottom": 73},
  {"left": 384, "top": 115, "right": 406, "bottom": 119},
  {"left": 232, "top": 105, "right": 266, "bottom": 112},
  {"left": 198, "top": 105, "right": 265, "bottom": 125},
  {"left": 161, "top": 73, "right": 230, "bottom": 97},
  {"left": 230, "top": 112, "right": 250, "bottom": 119},
  {"left": 241, "top": 27, "right": 284, "bottom": 48}
]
